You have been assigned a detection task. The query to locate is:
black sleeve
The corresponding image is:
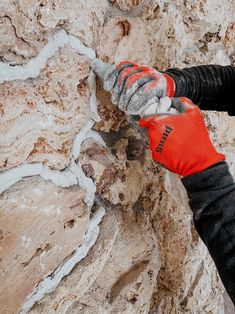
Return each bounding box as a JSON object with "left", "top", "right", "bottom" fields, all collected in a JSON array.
[
  {"left": 181, "top": 162, "right": 235, "bottom": 305},
  {"left": 165, "top": 65, "right": 235, "bottom": 116}
]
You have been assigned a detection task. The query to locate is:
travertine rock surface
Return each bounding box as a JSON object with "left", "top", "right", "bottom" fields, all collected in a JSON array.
[
  {"left": 0, "top": 48, "right": 90, "bottom": 171},
  {"left": 0, "top": 177, "right": 89, "bottom": 314},
  {"left": 0, "top": 0, "right": 234, "bottom": 313}
]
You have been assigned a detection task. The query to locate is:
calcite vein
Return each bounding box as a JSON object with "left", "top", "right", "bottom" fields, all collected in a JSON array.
[
  {"left": 19, "top": 206, "right": 106, "bottom": 314},
  {"left": 0, "top": 119, "right": 106, "bottom": 204},
  {"left": 0, "top": 30, "right": 100, "bottom": 171},
  {"left": 0, "top": 28, "right": 107, "bottom": 313},
  {"left": 0, "top": 163, "right": 77, "bottom": 195},
  {"left": 0, "top": 30, "right": 95, "bottom": 84}
]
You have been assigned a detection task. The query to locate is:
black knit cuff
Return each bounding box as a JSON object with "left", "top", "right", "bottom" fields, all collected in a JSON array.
[{"left": 181, "top": 162, "right": 234, "bottom": 199}]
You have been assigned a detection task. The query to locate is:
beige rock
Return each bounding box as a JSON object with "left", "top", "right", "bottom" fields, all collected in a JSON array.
[
  {"left": 78, "top": 133, "right": 145, "bottom": 207},
  {"left": 97, "top": 16, "right": 153, "bottom": 65},
  {"left": 0, "top": 0, "right": 235, "bottom": 313},
  {"left": 0, "top": 0, "right": 51, "bottom": 64},
  {"left": 95, "top": 79, "right": 128, "bottom": 133},
  {"left": 0, "top": 176, "right": 90, "bottom": 314},
  {"left": 109, "top": 0, "right": 145, "bottom": 12},
  {"left": 36, "top": 0, "right": 108, "bottom": 47},
  {"left": 0, "top": 0, "right": 107, "bottom": 64},
  {"left": 0, "top": 16, "right": 35, "bottom": 65},
  {"left": 140, "top": 0, "right": 234, "bottom": 69},
  {"left": 30, "top": 209, "right": 160, "bottom": 314},
  {"left": 0, "top": 47, "right": 90, "bottom": 171}
]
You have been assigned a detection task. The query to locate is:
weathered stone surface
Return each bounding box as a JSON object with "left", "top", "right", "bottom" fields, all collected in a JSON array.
[
  {"left": 0, "top": 176, "right": 90, "bottom": 314},
  {"left": 0, "top": 47, "right": 90, "bottom": 171},
  {"left": 0, "top": 0, "right": 235, "bottom": 313},
  {"left": 148, "top": 177, "right": 225, "bottom": 313},
  {"left": 30, "top": 209, "right": 160, "bottom": 314},
  {"left": 97, "top": 16, "right": 153, "bottom": 64},
  {"left": 95, "top": 79, "right": 128, "bottom": 132},
  {"left": 0, "top": 0, "right": 107, "bottom": 65},
  {"left": 78, "top": 134, "right": 146, "bottom": 207},
  {"left": 109, "top": 0, "right": 145, "bottom": 13},
  {"left": 0, "top": 16, "right": 35, "bottom": 65}
]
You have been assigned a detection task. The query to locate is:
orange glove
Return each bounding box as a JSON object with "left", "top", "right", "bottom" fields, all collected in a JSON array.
[{"left": 139, "top": 97, "right": 225, "bottom": 177}]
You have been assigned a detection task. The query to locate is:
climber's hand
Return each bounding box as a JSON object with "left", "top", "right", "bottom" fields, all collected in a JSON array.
[
  {"left": 139, "top": 97, "right": 225, "bottom": 177},
  {"left": 103, "top": 61, "right": 175, "bottom": 115}
]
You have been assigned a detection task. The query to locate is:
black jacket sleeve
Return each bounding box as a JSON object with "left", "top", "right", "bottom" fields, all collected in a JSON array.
[
  {"left": 182, "top": 162, "right": 235, "bottom": 305},
  {"left": 165, "top": 65, "right": 235, "bottom": 116}
]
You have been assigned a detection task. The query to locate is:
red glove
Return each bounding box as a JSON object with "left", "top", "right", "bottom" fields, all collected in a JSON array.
[
  {"left": 103, "top": 61, "right": 176, "bottom": 115},
  {"left": 139, "top": 97, "right": 225, "bottom": 177}
]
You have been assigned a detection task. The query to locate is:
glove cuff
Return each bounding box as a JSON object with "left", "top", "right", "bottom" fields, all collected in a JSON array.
[{"left": 162, "top": 73, "right": 176, "bottom": 97}]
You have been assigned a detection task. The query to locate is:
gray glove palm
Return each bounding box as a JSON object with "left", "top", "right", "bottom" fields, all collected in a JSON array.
[{"left": 103, "top": 61, "right": 176, "bottom": 116}]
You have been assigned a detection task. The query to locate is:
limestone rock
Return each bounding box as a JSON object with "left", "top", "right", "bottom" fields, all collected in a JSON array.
[
  {"left": 78, "top": 133, "right": 145, "bottom": 207},
  {"left": 108, "top": 0, "right": 145, "bottom": 13},
  {"left": 0, "top": 16, "right": 35, "bottom": 65},
  {"left": 0, "top": 0, "right": 235, "bottom": 313},
  {"left": 30, "top": 209, "right": 160, "bottom": 314},
  {"left": 0, "top": 47, "right": 90, "bottom": 171},
  {"left": 95, "top": 79, "right": 128, "bottom": 133},
  {"left": 97, "top": 16, "right": 153, "bottom": 64},
  {"left": 0, "top": 176, "right": 90, "bottom": 314},
  {"left": 0, "top": 0, "right": 107, "bottom": 65}
]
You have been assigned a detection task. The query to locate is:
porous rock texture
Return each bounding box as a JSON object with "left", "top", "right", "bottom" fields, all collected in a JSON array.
[{"left": 0, "top": 0, "right": 234, "bottom": 313}]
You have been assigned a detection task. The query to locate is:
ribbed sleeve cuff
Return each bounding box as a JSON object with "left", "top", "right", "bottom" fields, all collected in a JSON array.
[{"left": 181, "top": 162, "right": 234, "bottom": 199}]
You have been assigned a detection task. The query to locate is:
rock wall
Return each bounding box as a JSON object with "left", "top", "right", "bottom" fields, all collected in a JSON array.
[{"left": 0, "top": 0, "right": 234, "bottom": 313}]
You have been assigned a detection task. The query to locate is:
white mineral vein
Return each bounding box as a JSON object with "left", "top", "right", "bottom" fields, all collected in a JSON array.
[
  {"left": 0, "top": 120, "right": 106, "bottom": 198},
  {"left": 70, "top": 161, "right": 96, "bottom": 206},
  {"left": 0, "top": 29, "right": 105, "bottom": 200},
  {"left": 0, "top": 30, "right": 107, "bottom": 313},
  {"left": 71, "top": 119, "right": 95, "bottom": 158},
  {"left": 19, "top": 206, "right": 106, "bottom": 314},
  {"left": 58, "top": 225, "right": 120, "bottom": 313},
  {"left": 0, "top": 30, "right": 95, "bottom": 84},
  {"left": 0, "top": 163, "right": 78, "bottom": 195}
]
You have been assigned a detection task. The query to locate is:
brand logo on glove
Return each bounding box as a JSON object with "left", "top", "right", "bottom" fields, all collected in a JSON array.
[{"left": 156, "top": 125, "right": 173, "bottom": 153}]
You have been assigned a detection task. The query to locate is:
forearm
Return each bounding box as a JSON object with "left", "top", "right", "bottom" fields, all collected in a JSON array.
[
  {"left": 165, "top": 65, "right": 235, "bottom": 116},
  {"left": 182, "top": 162, "right": 235, "bottom": 304}
]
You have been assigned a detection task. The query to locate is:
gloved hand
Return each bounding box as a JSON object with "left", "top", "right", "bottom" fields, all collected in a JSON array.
[
  {"left": 103, "top": 61, "right": 176, "bottom": 115},
  {"left": 139, "top": 97, "right": 225, "bottom": 177}
]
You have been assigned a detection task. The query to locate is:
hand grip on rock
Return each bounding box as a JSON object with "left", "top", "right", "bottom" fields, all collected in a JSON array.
[{"left": 90, "top": 58, "right": 178, "bottom": 117}]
